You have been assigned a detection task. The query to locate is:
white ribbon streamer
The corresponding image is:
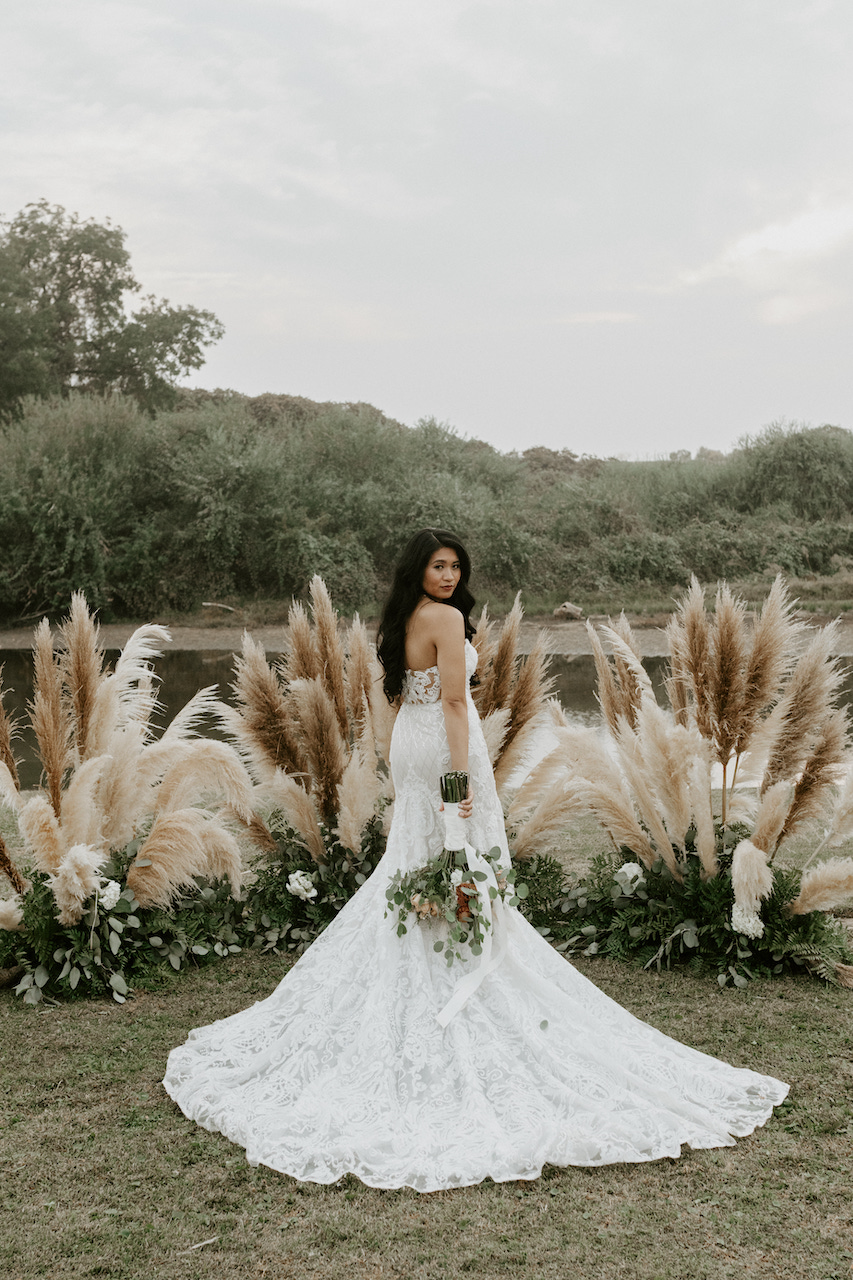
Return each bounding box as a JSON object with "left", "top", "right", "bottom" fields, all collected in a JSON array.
[{"left": 436, "top": 842, "right": 507, "bottom": 1027}]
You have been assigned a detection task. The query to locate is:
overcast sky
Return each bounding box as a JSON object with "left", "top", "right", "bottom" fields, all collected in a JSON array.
[{"left": 3, "top": 0, "right": 852, "bottom": 458}]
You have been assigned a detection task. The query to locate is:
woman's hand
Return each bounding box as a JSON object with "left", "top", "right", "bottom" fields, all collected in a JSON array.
[{"left": 439, "top": 786, "right": 473, "bottom": 820}]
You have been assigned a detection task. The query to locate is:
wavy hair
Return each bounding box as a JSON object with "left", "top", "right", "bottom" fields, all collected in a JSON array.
[{"left": 377, "top": 528, "right": 476, "bottom": 703}]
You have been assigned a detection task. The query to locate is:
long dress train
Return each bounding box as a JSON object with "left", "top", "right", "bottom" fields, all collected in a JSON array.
[{"left": 163, "top": 641, "right": 788, "bottom": 1192}]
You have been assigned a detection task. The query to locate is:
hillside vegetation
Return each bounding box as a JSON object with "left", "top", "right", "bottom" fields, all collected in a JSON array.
[{"left": 1, "top": 390, "right": 852, "bottom": 621}]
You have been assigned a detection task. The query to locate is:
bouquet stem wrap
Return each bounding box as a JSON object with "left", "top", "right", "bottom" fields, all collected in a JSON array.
[{"left": 436, "top": 772, "right": 506, "bottom": 1027}]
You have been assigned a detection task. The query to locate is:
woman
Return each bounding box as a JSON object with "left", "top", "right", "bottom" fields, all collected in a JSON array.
[{"left": 164, "top": 528, "right": 788, "bottom": 1192}]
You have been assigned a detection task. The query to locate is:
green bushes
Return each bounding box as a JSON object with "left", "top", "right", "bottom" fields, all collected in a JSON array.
[{"left": 1, "top": 396, "right": 853, "bottom": 620}]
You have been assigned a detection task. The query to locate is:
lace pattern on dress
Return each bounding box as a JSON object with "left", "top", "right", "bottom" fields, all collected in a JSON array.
[{"left": 402, "top": 665, "right": 440, "bottom": 705}]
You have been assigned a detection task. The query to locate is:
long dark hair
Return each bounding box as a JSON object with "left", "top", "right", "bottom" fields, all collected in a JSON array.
[{"left": 377, "top": 528, "right": 476, "bottom": 703}]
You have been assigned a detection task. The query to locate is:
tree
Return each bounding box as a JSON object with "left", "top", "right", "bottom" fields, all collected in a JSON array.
[{"left": 0, "top": 200, "right": 224, "bottom": 414}]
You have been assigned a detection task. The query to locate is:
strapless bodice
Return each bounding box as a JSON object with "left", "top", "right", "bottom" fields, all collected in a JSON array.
[{"left": 402, "top": 639, "right": 478, "bottom": 705}]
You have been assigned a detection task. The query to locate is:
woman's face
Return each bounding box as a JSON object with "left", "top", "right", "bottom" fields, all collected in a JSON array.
[{"left": 422, "top": 546, "right": 462, "bottom": 600}]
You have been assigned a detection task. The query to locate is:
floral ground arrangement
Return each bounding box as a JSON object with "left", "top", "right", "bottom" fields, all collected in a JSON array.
[
  {"left": 521, "top": 577, "right": 853, "bottom": 987},
  {"left": 1, "top": 576, "right": 852, "bottom": 1003},
  {"left": 0, "top": 582, "right": 558, "bottom": 1002}
]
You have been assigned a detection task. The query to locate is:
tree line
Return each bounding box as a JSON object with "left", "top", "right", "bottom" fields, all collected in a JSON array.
[{"left": 1, "top": 388, "right": 851, "bottom": 621}]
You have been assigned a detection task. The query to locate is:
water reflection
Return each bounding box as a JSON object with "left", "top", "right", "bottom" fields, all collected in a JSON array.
[{"left": 3, "top": 649, "right": 851, "bottom": 793}]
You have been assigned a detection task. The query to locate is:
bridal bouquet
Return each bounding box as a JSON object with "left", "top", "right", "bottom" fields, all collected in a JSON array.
[{"left": 384, "top": 771, "right": 526, "bottom": 967}]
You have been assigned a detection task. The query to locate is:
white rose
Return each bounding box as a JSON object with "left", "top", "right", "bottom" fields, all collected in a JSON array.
[
  {"left": 450, "top": 869, "right": 464, "bottom": 887},
  {"left": 287, "top": 870, "right": 318, "bottom": 901},
  {"left": 731, "top": 903, "right": 764, "bottom": 939},
  {"left": 99, "top": 880, "right": 122, "bottom": 911},
  {"left": 615, "top": 862, "right": 645, "bottom": 892}
]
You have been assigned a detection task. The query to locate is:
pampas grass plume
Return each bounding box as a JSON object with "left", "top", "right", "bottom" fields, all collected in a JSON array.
[
  {"left": 50, "top": 843, "right": 105, "bottom": 925},
  {"left": 731, "top": 839, "right": 773, "bottom": 912},
  {"left": 0, "top": 896, "right": 23, "bottom": 931},
  {"left": 788, "top": 857, "right": 853, "bottom": 915},
  {"left": 310, "top": 576, "right": 349, "bottom": 739},
  {"left": 30, "top": 619, "right": 71, "bottom": 815},
  {"left": 263, "top": 771, "right": 327, "bottom": 864},
  {"left": 283, "top": 599, "right": 319, "bottom": 681},
  {"left": 0, "top": 671, "right": 19, "bottom": 791},
  {"left": 290, "top": 675, "right": 348, "bottom": 824},
  {"left": 228, "top": 633, "right": 304, "bottom": 781},
  {"left": 750, "top": 781, "right": 792, "bottom": 855},
  {"left": 60, "top": 592, "right": 105, "bottom": 763},
  {"left": 19, "top": 794, "right": 66, "bottom": 872},
  {"left": 0, "top": 833, "right": 26, "bottom": 895},
  {"left": 335, "top": 747, "right": 381, "bottom": 853},
  {"left": 155, "top": 740, "right": 255, "bottom": 822},
  {"left": 477, "top": 593, "right": 522, "bottom": 718},
  {"left": 127, "top": 810, "right": 214, "bottom": 908}
]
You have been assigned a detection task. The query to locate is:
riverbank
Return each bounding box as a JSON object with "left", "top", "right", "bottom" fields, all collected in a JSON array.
[{"left": 2, "top": 613, "right": 852, "bottom": 656}]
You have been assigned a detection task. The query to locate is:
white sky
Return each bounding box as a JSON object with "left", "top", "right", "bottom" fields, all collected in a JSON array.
[{"left": 3, "top": 0, "right": 853, "bottom": 458}]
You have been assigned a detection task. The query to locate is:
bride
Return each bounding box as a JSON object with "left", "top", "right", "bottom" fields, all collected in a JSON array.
[{"left": 163, "top": 527, "right": 788, "bottom": 1192}]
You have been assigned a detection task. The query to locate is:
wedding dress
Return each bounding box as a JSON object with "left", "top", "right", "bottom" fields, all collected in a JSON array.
[{"left": 163, "top": 640, "right": 788, "bottom": 1192}]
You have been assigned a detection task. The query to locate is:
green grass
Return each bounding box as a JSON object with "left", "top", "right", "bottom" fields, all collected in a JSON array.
[
  {"left": 2, "top": 817, "right": 852, "bottom": 1278},
  {"left": 1, "top": 949, "right": 850, "bottom": 1280}
]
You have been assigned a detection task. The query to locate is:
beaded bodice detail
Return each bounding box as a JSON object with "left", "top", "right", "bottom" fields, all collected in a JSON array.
[{"left": 402, "top": 639, "right": 478, "bottom": 705}]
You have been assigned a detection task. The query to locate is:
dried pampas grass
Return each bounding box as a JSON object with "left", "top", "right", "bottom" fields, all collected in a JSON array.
[
  {"left": 475, "top": 593, "right": 522, "bottom": 718},
  {"left": 264, "top": 771, "right": 327, "bottom": 864},
  {"left": 290, "top": 676, "right": 348, "bottom": 825},
  {"left": 0, "top": 895, "right": 23, "bottom": 931},
  {"left": 757, "top": 623, "right": 845, "bottom": 793},
  {"left": 227, "top": 633, "right": 304, "bottom": 781},
  {"left": 60, "top": 755, "right": 108, "bottom": 850},
  {"left": 512, "top": 775, "right": 584, "bottom": 859},
  {"left": 283, "top": 599, "right": 319, "bottom": 681},
  {"left": 310, "top": 576, "right": 349, "bottom": 739},
  {"left": 731, "top": 840, "right": 773, "bottom": 912},
  {"left": 735, "top": 575, "right": 799, "bottom": 756},
  {"left": 335, "top": 748, "right": 382, "bottom": 853},
  {"left": 676, "top": 576, "right": 713, "bottom": 741},
  {"left": 50, "top": 844, "right": 105, "bottom": 925},
  {"left": 19, "top": 795, "right": 66, "bottom": 873},
  {"left": 30, "top": 620, "right": 71, "bottom": 816},
  {"left": 0, "top": 834, "right": 26, "bottom": 896},
  {"left": 127, "top": 810, "right": 242, "bottom": 909},
  {"left": 479, "top": 708, "right": 511, "bottom": 766},
  {"left": 60, "top": 591, "right": 105, "bottom": 763},
  {"left": 0, "top": 671, "right": 19, "bottom": 791},
  {"left": 788, "top": 857, "right": 853, "bottom": 915},
  {"left": 776, "top": 708, "right": 848, "bottom": 850},
  {"left": 155, "top": 741, "right": 254, "bottom": 823},
  {"left": 750, "top": 780, "right": 792, "bottom": 856},
  {"left": 687, "top": 757, "right": 717, "bottom": 877},
  {"left": 708, "top": 583, "right": 748, "bottom": 768},
  {"left": 344, "top": 616, "right": 374, "bottom": 731}
]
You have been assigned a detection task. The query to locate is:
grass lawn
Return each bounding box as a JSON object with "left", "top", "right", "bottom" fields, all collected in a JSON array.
[{"left": 1, "top": 940, "right": 851, "bottom": 1280}]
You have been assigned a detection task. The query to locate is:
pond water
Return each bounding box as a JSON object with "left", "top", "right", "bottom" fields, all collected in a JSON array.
[
  {"left": 4, "top": 648, "right": 852, "bottom": 793},
  {"left": 0, "top": 649, "right": 664, "bottom": 791}
]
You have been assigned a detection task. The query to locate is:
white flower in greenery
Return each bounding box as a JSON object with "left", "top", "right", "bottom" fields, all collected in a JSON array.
[
  {"left": 731, "top": 903, "right": 764, "bottom": 939},
  {"left": 287, "top": 870, "right": 318, "bottom": 901},
  {"left": 450, "top": 869, "right": 464, "bottom": 888},
  {"left": 615, "top": 862, "right": 646, "bottom": 893},
  {"left": 99, "top": 880, "right": 122, "bottom": 911}
]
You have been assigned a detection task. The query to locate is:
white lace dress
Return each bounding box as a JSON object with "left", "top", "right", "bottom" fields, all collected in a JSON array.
[{"left": 163, "top": 640, "right": 788, "bottom": 1192}]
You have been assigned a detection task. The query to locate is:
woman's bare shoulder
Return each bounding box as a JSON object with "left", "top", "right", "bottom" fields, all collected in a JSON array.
[{"left": 419, "top": 601, "right": 464, "bottom": 638}]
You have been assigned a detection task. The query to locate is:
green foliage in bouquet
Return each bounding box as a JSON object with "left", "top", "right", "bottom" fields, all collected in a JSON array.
[{"left": 384, "top": 845, "right": 526, "bottom": 967}]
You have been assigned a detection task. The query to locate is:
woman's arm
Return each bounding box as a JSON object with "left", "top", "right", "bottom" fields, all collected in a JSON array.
[{"left": 432, "top": 605, "right": 468, "bottom": 775}]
